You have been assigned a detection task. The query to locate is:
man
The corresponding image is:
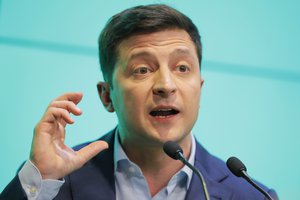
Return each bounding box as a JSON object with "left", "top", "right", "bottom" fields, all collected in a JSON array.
[{"left": 1, "top": 4, "right": 278, "bottom": 200}]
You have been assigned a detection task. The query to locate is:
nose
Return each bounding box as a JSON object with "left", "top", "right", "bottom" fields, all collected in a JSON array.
[{"left": 153, "top": 68, "right": 177, "bottom": 98}]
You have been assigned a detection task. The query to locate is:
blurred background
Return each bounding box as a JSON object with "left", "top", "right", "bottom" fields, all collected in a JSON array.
[{"left": 1, "top": 0, "right": 299, "bottom": 199}]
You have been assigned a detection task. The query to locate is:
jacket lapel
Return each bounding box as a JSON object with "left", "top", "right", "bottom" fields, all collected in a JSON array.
[
  {"left": 185, "top": 141, "right": 233, "bottom": 200},
  {"left": 69, "top": 130, "right": 116, "bottom": 200}
]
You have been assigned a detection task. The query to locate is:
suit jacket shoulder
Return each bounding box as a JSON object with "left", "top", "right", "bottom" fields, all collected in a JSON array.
[{"left": 185, "top": 140, "right": 278, "bottom": 200}]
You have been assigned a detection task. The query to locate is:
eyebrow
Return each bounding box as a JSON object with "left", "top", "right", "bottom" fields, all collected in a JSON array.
[
  {"left": 169, "top": 48, "right": 192, "bottom": 58},
  {"left": 128, "top": 51, "right": 155, "bottom": 61},
  {"left": 128, "top": 48, "right": 192, "bottom": 61}
]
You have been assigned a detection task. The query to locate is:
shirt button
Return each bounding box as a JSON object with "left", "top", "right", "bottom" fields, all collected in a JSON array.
[
  {"left": 128, "top": 166, "right": 136, "bottom": 174},
  {"left": 29, "top": 186, "right": 37, "bottom": 196}
]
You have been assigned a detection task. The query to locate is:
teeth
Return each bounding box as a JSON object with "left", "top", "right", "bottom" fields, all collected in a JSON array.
[
  {"left": 155, "top": 108, "right": 172, "bottom": 111},
  {"left": 157, "top": 115, "right": 168, "bottom": 118}
]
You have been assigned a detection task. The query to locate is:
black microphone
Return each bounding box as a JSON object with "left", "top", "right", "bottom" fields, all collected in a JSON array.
[
  {"left": 226, "top": 156, "right": 274, "bottom": 200},
  {"left": 163, "top": 141, "right": 210, "bottom": 200}
]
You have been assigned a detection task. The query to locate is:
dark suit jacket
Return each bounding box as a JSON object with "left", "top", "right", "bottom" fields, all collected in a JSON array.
[{"left": 1, "top": 128, "right": 278, "bottom": 200}]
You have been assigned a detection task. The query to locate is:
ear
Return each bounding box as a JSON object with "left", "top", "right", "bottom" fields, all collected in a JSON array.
[
  {"left": 200, "top": 77, "right": 204, "bottom": 88},
  {"left": 97, "top": 82, "right": 114, "bottom": 112}
]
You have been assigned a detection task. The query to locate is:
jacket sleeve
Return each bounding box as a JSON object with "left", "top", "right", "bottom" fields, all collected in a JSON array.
[
  {"left": 268, "top": 188, "right": 279, "bottom": 200},
  {"left": 0, "top": 175, "right": 27, "bottom": 200}
]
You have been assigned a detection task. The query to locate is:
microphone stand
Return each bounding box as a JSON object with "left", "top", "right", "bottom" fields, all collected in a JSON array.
[
  {"left": 241, "top": 170, "right": 274, "bottom": 200},
  {"left": 178, "top": 152, "right": 210, "bottom": 200}
]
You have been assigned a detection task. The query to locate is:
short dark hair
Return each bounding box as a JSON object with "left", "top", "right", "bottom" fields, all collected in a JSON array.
[{"left": 98, "top": 4, "right": 202, "bottom": 85}]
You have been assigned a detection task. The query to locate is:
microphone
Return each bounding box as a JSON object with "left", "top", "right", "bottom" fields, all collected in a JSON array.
[
  {"left": 226, "top": 156, "right": 274, "bottom": 200},
  {"left": 163, "top": 141, "right": 210, "bottom": 200}
]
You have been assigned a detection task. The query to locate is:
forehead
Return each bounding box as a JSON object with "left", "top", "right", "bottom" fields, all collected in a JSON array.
[{"left": 116, "top": 29, "right": 198, "bottom": 61}]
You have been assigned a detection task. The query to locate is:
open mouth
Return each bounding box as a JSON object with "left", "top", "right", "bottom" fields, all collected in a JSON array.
[{"left": 149, "top": 108, "right": 179, "bottom": 118}]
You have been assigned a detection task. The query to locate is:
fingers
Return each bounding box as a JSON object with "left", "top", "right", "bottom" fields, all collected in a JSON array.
[
  {"left": 47, "top": 107, "right": 75, "bottom": 124},
  {"left": 42, "top": 92, "right": 83, "bottom": 124},
  {"left": 54, "top": 92, "right": 83, "bottom": 105},
  {"left": 75, "top": 141, "right": 109, "bottom": 168},
  {"left": 50, "top": 100, "right": 82, "bottom": 116}
]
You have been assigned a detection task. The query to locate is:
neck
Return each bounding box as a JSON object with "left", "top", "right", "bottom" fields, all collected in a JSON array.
[
  {"left": 120, "top": 133, "right": 192, "bottom": 171},
  {"left": 119, "top": 133, "right": 192, "bottom": 196}
]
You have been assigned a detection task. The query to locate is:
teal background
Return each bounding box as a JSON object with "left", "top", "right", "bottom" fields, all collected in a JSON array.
[{"left": 1, "top": 1, "right": 299, "bottom": 199}]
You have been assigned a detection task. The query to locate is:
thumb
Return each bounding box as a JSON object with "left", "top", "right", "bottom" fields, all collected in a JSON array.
[{"left": 75, "top": 140, "right": 109, "bottom": 168}]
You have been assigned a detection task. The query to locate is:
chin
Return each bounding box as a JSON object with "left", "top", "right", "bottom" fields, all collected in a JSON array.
[{"left": 151, "top": 129, "right": 191, "bottom": 144}]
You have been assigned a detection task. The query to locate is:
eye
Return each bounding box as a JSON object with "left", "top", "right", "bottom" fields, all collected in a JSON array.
[
  {"left": 133, "top": 66, "right": 152, "bottom": 74},
  {"left": 176, "top": 64, "right": 190, "bottom": 73}
]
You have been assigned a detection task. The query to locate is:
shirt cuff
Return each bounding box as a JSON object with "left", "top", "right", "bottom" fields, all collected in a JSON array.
[{"left": 18, "top": 160, "right": 65, "bottom": 200}]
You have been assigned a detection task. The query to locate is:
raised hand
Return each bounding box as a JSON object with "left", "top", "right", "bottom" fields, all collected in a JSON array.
[{"left": 29, "top": 92, "right": 108, "bottom": 180}]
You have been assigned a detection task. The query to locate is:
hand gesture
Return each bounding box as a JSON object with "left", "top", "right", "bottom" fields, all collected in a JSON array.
[{"left": 30, "top": 92, "right": 108, "bottom": 179}]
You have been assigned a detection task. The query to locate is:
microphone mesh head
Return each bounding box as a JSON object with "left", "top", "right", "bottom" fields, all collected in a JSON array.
[
  {"left": 226, "top": 156, "right": 247, "bottom": 177},
  {"left": 163, "top": 141, "right": 183, "bottom": 160}
]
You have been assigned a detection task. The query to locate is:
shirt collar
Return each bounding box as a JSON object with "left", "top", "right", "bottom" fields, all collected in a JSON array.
[{"left": 113, "top": 128, "right": 196, "bottom": 189}]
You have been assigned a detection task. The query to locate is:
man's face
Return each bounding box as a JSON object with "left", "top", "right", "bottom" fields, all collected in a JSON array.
[{"left": 107, "top": 29, "right": 203, "bottom": 147}]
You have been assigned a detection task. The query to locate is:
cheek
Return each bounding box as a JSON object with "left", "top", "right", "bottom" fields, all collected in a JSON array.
[
  {"left": 181, "top": 76, "right": 201, "bottom": 98},
  {"left": 181, "top": 79, "right": 201, "bottom": 112},
  {"left": 114, "top": 83, "right": 148, "bottom": 117}
]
